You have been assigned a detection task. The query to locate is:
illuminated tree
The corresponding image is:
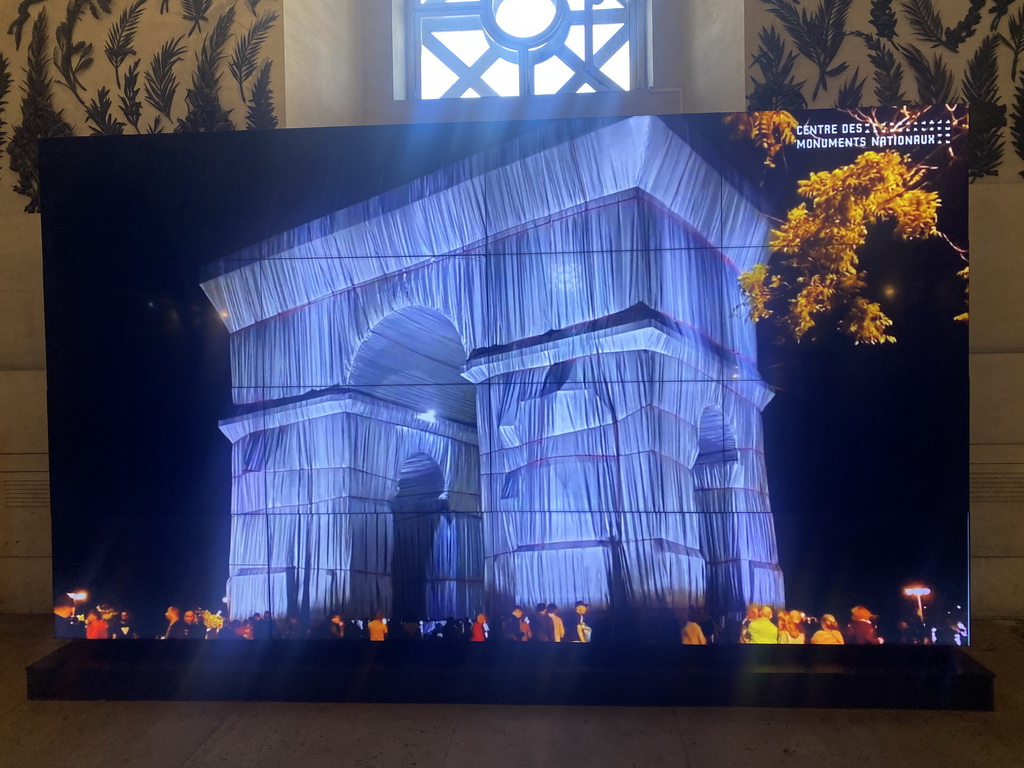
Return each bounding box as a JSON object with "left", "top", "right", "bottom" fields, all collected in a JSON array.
[
  {"left": 725, "top": 110, "right": 799, "bottom": 168},
  {"left": 734, "top": 110, "right": 967, "bottom": 344}
]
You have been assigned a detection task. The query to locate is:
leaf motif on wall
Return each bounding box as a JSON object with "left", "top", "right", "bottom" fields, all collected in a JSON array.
[
  {"left": 946, "top": 0, "right": 986, "bottom": 50},
  {"left": 963, "top": 35, "right": 1004, "bottom": 179},
  {"left": 963, "top": 34, "right": 1002, "bottom": 105},
  {"left": 85, "top": 85, "right": 126, "bottom": 134},
  {"left": 53, "top": 0, "right": 116, "bottom": 105},
  {"left": 898, "top": 41, "right": 956, "bottom": 103},
  {"left": 989, "top": 0, "right": 1018, "bottom": 32},
  {"left": 835, "top": 66, "right": 866, "bottom": 108},
  {"left": 229, "top": 11, "right": 278, "bottom": 103},
  {"left": 870, "top": 0, "right": 898, "bottom": 40},
  {"left": 760, "top": 0, "right": 852, "bottom": 100},
  {"left": 901, "top": 0, "right": 944, "bottom": 47},
  {"left": 0, "top": 53, "right": 12, "bottom": 154},
  {"left": 1000, "top": 5, "right": 1024, "bottom": 83},
  {"left": 181, "top": 0, "right": 213, "bottom": 37},
  {"left": 119, "top": 58, "right": 142, "bottom": 132},
  {"left": 246, "top": 59, "right": 277, "bottom": 130},
  {"left": 901, "top": 0, "right": 984, "bottom": 53},
  {"left": 144, "top": 36, "right": 186, "bottom": 120},
  {"left": 105, "top": 0, "right": 147, "bottom": 88},
  {"left": 1010, "top": 67, "right": 1024, "bottom": 175},
  {"left": 6, "top": 8, "right": 74, "bottom": 213},
  {"left": 747, "top": 25, "right": 808, "bottom": 110},
  {"left": 852, "top": 31, "right": 907, "bottom": 105},
  {"left": 176, "top": 5, "right": 236, "bottom": 132},
  {"left": 7, "top": 0, "right": 46, "bottom": 50}
]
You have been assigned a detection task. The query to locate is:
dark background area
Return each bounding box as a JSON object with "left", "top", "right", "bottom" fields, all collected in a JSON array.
[{"left": 39, "top": 108, "right": 968, "bottom": 639}]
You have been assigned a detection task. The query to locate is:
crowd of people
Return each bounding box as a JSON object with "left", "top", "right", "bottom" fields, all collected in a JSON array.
[
  {"left": 54, "top": 595, "right": 964, "bottom": 646},
  {"left": 735, "top": 604, "right": 878, "bottom": 645}
]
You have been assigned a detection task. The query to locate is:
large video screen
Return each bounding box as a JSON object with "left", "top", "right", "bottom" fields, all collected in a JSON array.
[{"left": 42, "top": 106, "right": 968, "bottom": 647}]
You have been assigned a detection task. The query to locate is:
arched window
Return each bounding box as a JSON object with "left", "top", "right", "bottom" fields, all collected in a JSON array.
[{"left": 410, "top": 0, "right": 647, "bottom": 99}]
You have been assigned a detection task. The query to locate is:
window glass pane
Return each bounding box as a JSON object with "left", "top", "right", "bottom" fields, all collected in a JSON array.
[
  {"left": 434, "top": 29, "right": 491, "bottom": 67},
  {"left": 481, "top": 58, "right": 521, "bottom": 97},
  {"left": 421, "top": 48, "right": 459, "bottom": 99},
  {"left": 412, "top": 0, "right": 643, "bottom": 99},
  {"left": 534, "top": 55, "right": 575, "bottom": 95},
  {"left": 602, "top": 42, "right": 631, "bottom": 89}
]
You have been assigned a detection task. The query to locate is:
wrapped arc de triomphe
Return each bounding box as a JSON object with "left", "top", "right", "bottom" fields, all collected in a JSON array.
[{"left": 200, "top": 116, "right": 785, "bottom": 625}]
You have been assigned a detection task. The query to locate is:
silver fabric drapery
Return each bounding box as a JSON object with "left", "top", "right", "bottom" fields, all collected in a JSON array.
[{"left": 203, "top": 116, "right": 785, "bottom": 622}]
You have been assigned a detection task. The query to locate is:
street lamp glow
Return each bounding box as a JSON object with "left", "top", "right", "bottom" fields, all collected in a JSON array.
[
  {"left": 903, "top": 587, "right": 931, "bottom": 597},
  {"left": 66, "top": 591, "right": 88, "bottom": 602},
  {"left": 903, "top": 586, "right": 931, "bottom": 622}
]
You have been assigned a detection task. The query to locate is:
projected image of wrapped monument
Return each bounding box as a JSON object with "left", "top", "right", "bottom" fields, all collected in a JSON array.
[{"left": 200, "top": 116, "right": 785, "bottom": 626}]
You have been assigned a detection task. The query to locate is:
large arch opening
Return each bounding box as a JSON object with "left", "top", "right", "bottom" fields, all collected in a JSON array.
[
  {"left": 348, "top": 306, "right": 483, "bottom": 622},
  {"left": 348, "top": 306, "right": 476, "bottom": 425}
]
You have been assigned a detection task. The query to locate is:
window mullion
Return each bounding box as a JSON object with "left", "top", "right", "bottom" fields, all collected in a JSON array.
[{"left": 410, "top": 0, "right": 643, "bottom": 100}]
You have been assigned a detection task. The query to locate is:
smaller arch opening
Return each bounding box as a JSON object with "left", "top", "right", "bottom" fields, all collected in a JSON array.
[
  {"left": 392, "top": 453, "right": 448, "bottom": 622},
  {"left": 695, "top": 407, "right": 738, "bottom": 465}
]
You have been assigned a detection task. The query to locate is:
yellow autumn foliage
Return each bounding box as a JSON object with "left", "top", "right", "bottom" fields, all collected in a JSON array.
[
  {"left": 954, "top": 265, "right": 969, "bottom": 323},
  {"left": 724, "top": 111, "right": 798, "bottom": 168},
  {"left": 739, "top": 150, "right": 941, "bottom": 345}
]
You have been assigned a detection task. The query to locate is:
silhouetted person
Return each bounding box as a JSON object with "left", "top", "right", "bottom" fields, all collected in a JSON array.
[
  {"left": 432, "top": 616, "right": 463, "bottom": 641},
  {"left": 165, "top": 606, "right": 187, "bottom": 639},
  {"left": 698, "top": 611, "right": 718, "bottom": 645},
  {"left": 846, "top": 606, "right": 883, "bottom": 645},
  {"left": 650, "top": 607, "right": 681, "bottom": 644},
  {"left": 53, "top": 601, "right": 85, "bottom": 639},
  {"left": 110, "top": 610, "right": 138, "bottom": 639},
  {"left": 402, "top": 617, "right": 422, "bottom": 640},
  {"left": 500, "top": 608, "right": 522, "bottom": 641},
  {"left": 531, "top": 603, "right": 553, "bottom": 642},
  {"left": 182, "top": 609, "right": 205, "bottom": 639},
  {"left": 281, "top": 615, "right": 303, "bottom": 639}
]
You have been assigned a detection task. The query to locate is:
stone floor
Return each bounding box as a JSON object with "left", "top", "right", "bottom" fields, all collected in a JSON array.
[{"left": 3, "top": 614, "right": 1024, "bottom": 768}]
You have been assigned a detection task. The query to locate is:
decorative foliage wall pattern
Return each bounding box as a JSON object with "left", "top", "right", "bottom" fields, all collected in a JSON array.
[
  {"left": 746, "top": 0, "right": 1024, "bottom": 180},
  {"left": 0, "top": 0, "right": 281, "bottom": 213}
]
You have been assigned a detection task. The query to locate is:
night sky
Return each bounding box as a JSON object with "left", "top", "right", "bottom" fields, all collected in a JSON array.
[{"left": 39, "top": 107, "right": 968, "bottom": 638}]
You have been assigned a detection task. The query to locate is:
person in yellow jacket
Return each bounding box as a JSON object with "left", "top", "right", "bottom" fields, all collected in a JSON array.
[
  {"left": 681, "top": 606, "right": 707, "bottom": 645},
  {"left": 547, "top": 603, "right": 565, "bottom": 642},
  {"left": 572, "top": 601, "right": 592, "bottom": 642},
  {"left": 368, "top": 612, "right": 388, "bottom": 641},
  {"left": 747, "top": 605, "right": 779, "bottom": 644}
]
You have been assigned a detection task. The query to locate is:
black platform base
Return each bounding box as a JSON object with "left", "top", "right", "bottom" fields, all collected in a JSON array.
[{"left": 27, "top": 640, "right": 994, "bottom": 709}]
